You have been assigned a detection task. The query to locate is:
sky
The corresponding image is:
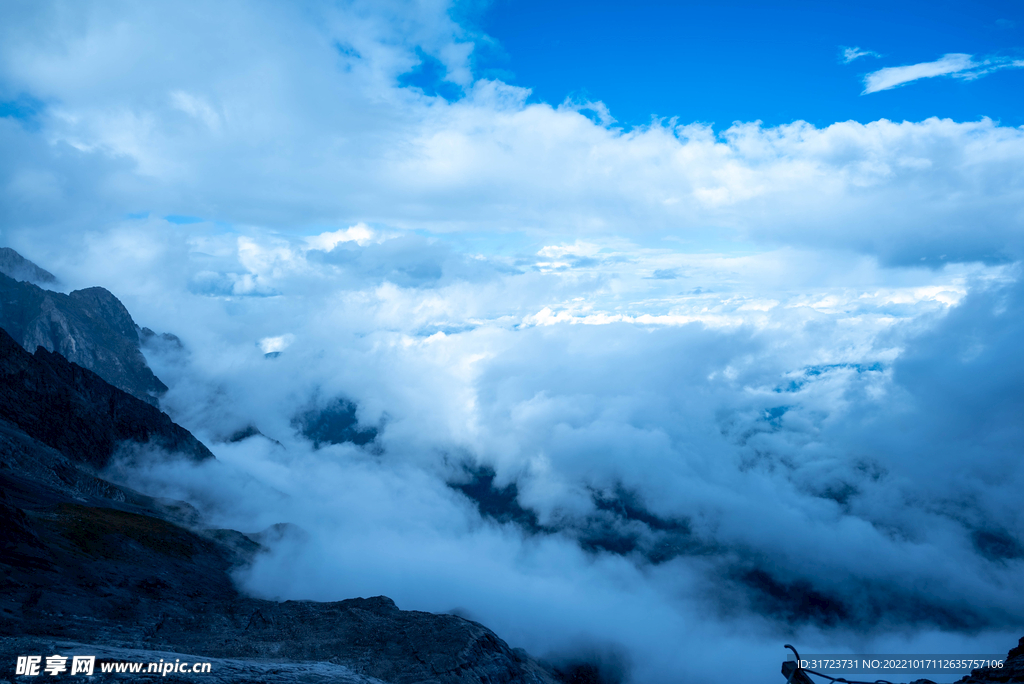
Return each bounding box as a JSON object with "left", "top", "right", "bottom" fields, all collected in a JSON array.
[
  {"left": 2, "top": 1, "right": 1024, "bottom": 683},
  {"left": 474, "top": 0, "right": 1024, "bottom": 127}
]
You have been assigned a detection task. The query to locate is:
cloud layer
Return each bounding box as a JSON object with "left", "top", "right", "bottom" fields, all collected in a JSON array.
[
  {"left": 85, "top": 227, "right": 1023, "bottom": 683},
  {"left": 3, "top": 4, "right": 1024, "bottom": 267}
]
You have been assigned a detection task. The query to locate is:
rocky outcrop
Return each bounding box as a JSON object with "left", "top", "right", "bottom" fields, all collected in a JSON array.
[
  {"left": 0, "top": 495, "right": 558, "bottom": 683},
  {"left": 0, "top": 257, "right": 167, "bottom": 405},
  {"left": 292, "top": 396, "right": 378, "bottom": 448},
  {"left": 0, "top": 487, "right": 559, "bottom": 684},
  {"left": 957, "top": 637, "right": 1024, "bottom": 683},
  {"left": 0, "top": 247, "right": 57, "bottom": 286},
  {"left": 0, "top": 326, "right": 213, "bottom": 469},
  {"left": 162, "top": 596, "right": 557, "bottom": 683}
]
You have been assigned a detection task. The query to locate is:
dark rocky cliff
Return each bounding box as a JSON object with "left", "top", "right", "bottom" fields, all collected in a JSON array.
[
  {"left": 0, "top": 253, "right": 167, "bottom": 406},
  {"left": 0, "top": 327, "right": 212, "bottom": 469}
]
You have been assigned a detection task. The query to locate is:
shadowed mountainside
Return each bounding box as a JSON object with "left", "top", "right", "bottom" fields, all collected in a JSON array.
[{"left": 0, "top": 328, "right": 212, "bottom": 469}]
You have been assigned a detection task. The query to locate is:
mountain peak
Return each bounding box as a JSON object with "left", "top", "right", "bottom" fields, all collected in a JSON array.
[
  {"left": 0, "top": 271, "right": 168, "bottom": 406},
  {"left": 0, "top": 247, "right": 57, "bottom": 287}
]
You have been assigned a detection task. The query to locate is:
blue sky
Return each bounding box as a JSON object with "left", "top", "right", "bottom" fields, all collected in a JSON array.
[{"left": 472, "top": 0, "right": 1024, "bottom": 127}]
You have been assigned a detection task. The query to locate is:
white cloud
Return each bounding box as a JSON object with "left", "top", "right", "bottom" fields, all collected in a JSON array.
[
  {"left": 305, "top": 224, "right": 377, "bottom": 251},
  {"left": 863, "top": 52, "right": 1024, "bottom": 94},
  {"left": 841, "top": 46, "right": 880, "bottom": 63},
  {"left": 1, "top": 4, "right": 1023, "bottom": 266},
  {"left": 863, "top": 53, "right": 975, "bottom": 93},
  {"left": 258, "top": 333, "right": 295, "bottom": 354}
]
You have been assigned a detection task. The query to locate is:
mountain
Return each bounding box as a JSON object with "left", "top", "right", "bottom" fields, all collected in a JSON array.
[
  {"left": 0, "top": 325, "right": 563, "bottom": 684},
  {"left": 0, "top": 327, "right": 213, "bottom": 469},
  {"left": 0, "top": 249, "right": 167, "bottom": 406},
  {"left": 0, "top": 247, "right": 57, "bottom": 286}
]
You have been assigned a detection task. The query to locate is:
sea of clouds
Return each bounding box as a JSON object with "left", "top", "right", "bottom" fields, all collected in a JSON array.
[{"left": 2, "top": 1, "right": 1024, "bottom": 682}]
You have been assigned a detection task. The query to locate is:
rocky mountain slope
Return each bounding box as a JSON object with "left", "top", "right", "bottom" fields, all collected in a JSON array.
[
  {"left": 0, "top": 250, "right": 167, "bottom": 406},
  {"left": 0, "top": 248, "right": 56, "bottom": 287}
]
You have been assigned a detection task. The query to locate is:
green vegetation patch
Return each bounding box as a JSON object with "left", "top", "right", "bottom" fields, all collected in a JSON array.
[{"left": 51, "top": 504, "right": 202, "bottom": 560}]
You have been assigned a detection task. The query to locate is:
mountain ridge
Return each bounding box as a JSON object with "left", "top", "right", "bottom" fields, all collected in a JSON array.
[
  {"left": 0, "top": 247, "right": 57, "bottom": 287},
  {"left": 0, "top": 248, "right": 167, "bottom": 406}
]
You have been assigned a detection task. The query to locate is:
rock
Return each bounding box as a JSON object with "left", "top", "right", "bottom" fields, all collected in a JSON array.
[
  {"left": 227, "top": 424, "right": 261, "bottom": 442},
  {"left": 0, "top": 247, "right": 57, "bottom": 286},
  {"left": 292, "top": 396, "right": 377, "bottom": 448},
  {"left": 957, "top": 637, "right": 1024, "bottom": 683},
  {"left": 223, "top": 423, "right": 282, "bottom": 447},
  {"left": 0, "top": 488, "right": 52, "bottom": 572},
  {"left": 0, "top": 326, "right": 213, "bottom": 469},
  {"left": 0, "top": 638, "right": 388, "bottom": 683},
  {"left": 0, "top": 495, "right": 560, "bottom": 683},
  {"left": 139, "top": 327, "right": 184, "bottom": 351},
  {"left": 0, "top": 643, "right": 389, "bottom": 684},
  {"left": 0, "top": 263, "right": 167, "bottom": 406}
]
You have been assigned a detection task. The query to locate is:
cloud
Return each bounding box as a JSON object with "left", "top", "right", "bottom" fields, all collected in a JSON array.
[
  {"left": 258, "top": 333, "right": 294, "bottom": 354},
  {"left": 841, "top": 46, "right": 880, "bottom": 63},
  {"left": 1, "top": 5, "right": 1024, "bottom": 267},
  {"left": 863, "top": 53, "right": 1024, "bottom": 94},
  {"left": 169, "top": 91, "right": 221, "bottom": 131},
  {"left": 863, "top": 53, "right": 976, "bottom": 93}
]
